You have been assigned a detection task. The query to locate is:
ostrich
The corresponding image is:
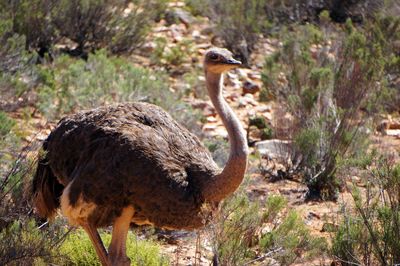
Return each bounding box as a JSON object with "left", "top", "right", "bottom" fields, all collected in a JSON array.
[{"left": 32, "top": 47, "right": 248, "bottom": 266}]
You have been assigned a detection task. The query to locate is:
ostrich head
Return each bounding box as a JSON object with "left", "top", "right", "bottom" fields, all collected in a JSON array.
[{"left": 204, "top": 47, "right": 242, "bottom": 74}]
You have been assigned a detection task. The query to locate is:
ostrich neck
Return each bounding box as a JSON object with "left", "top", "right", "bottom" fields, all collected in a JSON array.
[{"left": 202, "top": 70, "right": 248, "bottom": 202}]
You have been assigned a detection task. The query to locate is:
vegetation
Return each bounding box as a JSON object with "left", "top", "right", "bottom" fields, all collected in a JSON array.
[
  {"left": 208, "top": 191, "right": 327, "bottom": 265},
  {"left": 36, "top": 50, "right": 173, "bottom": 119},
  {"left": 60, "top": 230, "right": 169, "bottom": 266},
  {"left": 0, "top": 0, "right": 167, "bottom": 56},
  {"left": 260, "top": 12, "right": 397, "bottom": 200},
  {"left": 0, "top": 0, "right": 399, "bottom": 264},
  {"left": 333, "top": 153, "right": 400, "bottom": 265}
]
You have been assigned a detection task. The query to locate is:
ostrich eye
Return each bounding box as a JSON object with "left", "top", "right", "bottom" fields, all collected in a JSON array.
[{"left": 209, "top": 53, "right": 219, "bottom": 60}]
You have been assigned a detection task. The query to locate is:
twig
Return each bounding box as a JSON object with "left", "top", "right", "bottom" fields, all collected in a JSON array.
[{"left": 243, "top": 247, "right": 283, "bottom": 265}]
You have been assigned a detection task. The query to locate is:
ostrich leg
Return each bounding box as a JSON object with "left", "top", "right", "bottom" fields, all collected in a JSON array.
[
  {"left": 108, "top": 206, "right": 134, "bottom": 266},
  {"left": 82, "top": 223, "right": 109, "bottom": 266}
]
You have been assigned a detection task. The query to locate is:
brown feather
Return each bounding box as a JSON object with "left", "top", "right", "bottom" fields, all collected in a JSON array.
[{"left": 40, "top": 102, "right": 219, "bottom": 229}]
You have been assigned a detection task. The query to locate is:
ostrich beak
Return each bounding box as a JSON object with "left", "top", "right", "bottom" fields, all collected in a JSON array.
[{"left": 225, "top": 58, "right": 242, "bottom": 66}]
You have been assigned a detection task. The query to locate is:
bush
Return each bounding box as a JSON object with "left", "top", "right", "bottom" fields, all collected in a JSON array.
[
  {"left": 0, "top": 136, "right": 67, "bottom": 265},
  {"left": 332, "top": 153, "right": 400, "bottom": 265},
  {"left": 151, "top": 37, "right": 195, "bottom": 67},
  {"left": 0, "top": 112, "right": 22, "bottom": 177},
  {"left": 259, "top": 195, "right": 327, "bottom": 265},
  {"left": 363, "top": 13, "right": 400, "bottom": 113},
  {"left": 0, "top": 220, "right": 66, "bottom": 266},
  {"left": 261, "top": 20, "right": 387, "bottom": 200},
  {"left": 190, "top": 0, "right": 390, "bottom": 63},
  {"left": 1, "top": 0, "right": 166, "bottom": 55},
  {"left": 36, "top": 50, "right": 173, "bottom": 119},
  {"left": 60, "top": 229, "right": 169, "bottom": 266},
  {"left": 208, "top": 191, "right": 326, "bottom": 265},
  {"left": 0, "top": 15, "right": 38, "bottom": 111},
  {"left": 186, "top": 0, "right": 269, "bottom": 64}
]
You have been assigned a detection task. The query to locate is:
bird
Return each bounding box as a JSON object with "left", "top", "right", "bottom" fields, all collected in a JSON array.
[{"left": 32, "top": 47, "right": 248, "bottom": 266}]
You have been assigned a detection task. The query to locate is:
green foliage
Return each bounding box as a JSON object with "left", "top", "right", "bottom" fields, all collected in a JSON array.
[
  {"left": 362, "top": 13, "right": 400, "bottom": 113},
  {"left": 260, "top": 195, "right": 327, "bottom": 265},
  {"left": 332, "top": 154, "right": 400, "bottom": 265},
  {"left": 209, "top": 192, "right": 326, "bottom": 265},
  {"left": 209, "top": 191, "right": 262, "bottom": 265},
  {"left": 36, "top": 50, "right": 172, "bottom": 119},
  {"left": 0, "top": 113, "right": 22, "bottom": 177},
  {"left": 60, "top": 230, "right": 168, "bottom": 266},
  {"left": 0, "top": 220, "right": 66, "bottom": 266},
  {"left": 0, "top": 15, "right": 37, "bottom": 107},
  {"left": 249, "top": 115, "right": 273, "bottom": 140},
  {"left": 0, "top": 111, "right": 16, "bottom": 137},
  {"left": 261, "top": 19, "right": 389, "bottom": 200},
  {"left": 1, "top": 0, "right": 166, "bottom": 54},
  {"left": 201, "top": 0, "right": 269, "bottom": 64},
  {"left": 151, "top": 37, "right": 194, "bottom": 67},
  {"left": 0, "top": 140, "right": 67, "bottom": 266},
  {"left": 184, "top": 0, "right": 208, "bottom": 16}
]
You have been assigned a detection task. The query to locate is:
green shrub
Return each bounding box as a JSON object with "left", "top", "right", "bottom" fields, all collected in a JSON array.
[
  {"left": 0, "top": 112, "right": 16, "bottom": 137},
  {"left": 261, "top": 20, "right": 388, "bottom": 200},
  {"left": 1, "top": 0, "right": 166, "bottom": 55},
  {"left": 0, "top": 220, "right": 66, "bottom": 266},
  {"left": 248, "top": 115, "right": 273, "bottom": 140},
  {"left": 36, "top": 50, "right": 172, "bottom": 119},
  {"left": 196, "top": 0, "right": 268, "bottom": 64},
  {"left": 0, "top": 139, "right": 67, "bottom": 266},
  {"left": 332, "top": 153, "right": 400, "bottom": 265},
  {"left": 0, "top": 113, "right": 22, "bottom": 177},
  {"left": 0, "top": 15, "right": 38, "bottom": 109},
  {"left": 208, "top": 191, "right": 326, "bottom": 265},
  {"left": 260, "top": 195, "right": 327, "bottom": 265},
  {"left": 60, "top": 229, "right": 169, "bottom": 266},
  {"left": 208, "top": 191, "right": 262, "bottom": 265},
  {"left": 151, "top": 37, "right": 195, "bottom": 67}
]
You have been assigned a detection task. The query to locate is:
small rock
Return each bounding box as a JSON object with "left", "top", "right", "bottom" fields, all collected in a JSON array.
[
  {"left": 243, "top": 93, "right": 254, "bottom": 100},
  {"left": 236, "top": 68, "right": 248, "bottom": 80},
  {"left": 203, "top": 124, "right": 217, "bottom": 131},
  {"left": 377, "top": 118, "right": 400, "bottom": 136},
  {"left": 226, "top": 72, "right": 238, "bottom": 80},
  {"left": 206, "top": 116, "right": 217, "bottom": 123},
  {"left": 142, "top": 41, "right": 156, "bottom": 53},
  {"left": 190, "top": 99, "right": 211, "bottom": 110},
  {"left": 164, "top": 8, "right": 194, "bottom": 27},
  {"left": 238, "top": 97, "right": 248, "bottom": 108},
  {"left": 389, "top": 121, "right": 400, "bottom": 130},
  {"left": 225, "top": 74, "right": 241, "bottom": 89},
  {"left": 307, "top": 211, "right": 321, "bottom": 220},
  {"left": 242, "top": 80, "right": 260, "bottom": 95},
  {"left": 386, "top": 129, "right": 400, "bottom": 138},
  {"left": 255, "top": 139, "right": 292, "bottom": 160},
  {"left": 226, "top": 92, "right": 240, "bottom": 101},
  {"left": 192, "top": 29, "right": 201, "bottom": 37},
  {"left": 261, "top": 112, "right": 273, "bottom": 121},
  {"left": 248, "top": 72, "right": 261, "bottom": 80},
  {"left": 256, "top": 105, "right": 272, "bottom": 113}
]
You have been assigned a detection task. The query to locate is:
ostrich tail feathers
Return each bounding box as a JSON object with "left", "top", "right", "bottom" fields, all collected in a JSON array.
[{"left": 32, "top": 150, "right": 63, "bottom": 220}]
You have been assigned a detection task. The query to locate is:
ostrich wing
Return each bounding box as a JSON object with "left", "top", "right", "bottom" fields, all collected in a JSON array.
[{"left": 45, "top": 102, "right": 219, "bottom": 229}]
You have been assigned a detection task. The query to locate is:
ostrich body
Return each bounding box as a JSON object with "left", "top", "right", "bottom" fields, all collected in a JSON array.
[{"left": 32, "top": 48, "right": 248, "bottom": 266}]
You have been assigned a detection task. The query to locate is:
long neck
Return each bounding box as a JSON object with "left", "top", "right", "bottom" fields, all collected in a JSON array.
[{"left": 202, "top": 70, "right": 248, "bottom": 202}]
